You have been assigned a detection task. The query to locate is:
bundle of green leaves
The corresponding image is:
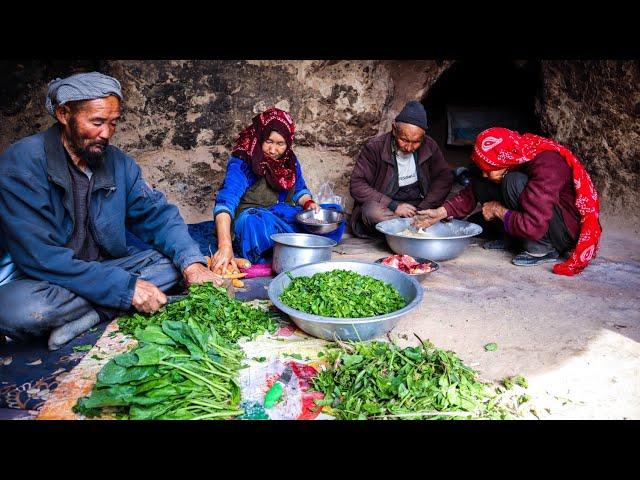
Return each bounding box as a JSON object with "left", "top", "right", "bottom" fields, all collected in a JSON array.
[
  {"left": 279, "top": 270, "right": 406, "bottom": 318},
  {"left": 74, "top": 319, "right": 245, "bottom": 420},
  {"left": 118, "top": 283, "right": 279, "bottom": 342},
  {"left": 311, "top": 337, "right": 513, "bottom": 420}
]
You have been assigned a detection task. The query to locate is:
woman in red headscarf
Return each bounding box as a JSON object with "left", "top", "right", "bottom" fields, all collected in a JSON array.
[
  {"left": 413, "top": 128, "right": 602, "bottom": 276},
  {"left": 211, "top": 108, "right": 324, "bottom": 272}
]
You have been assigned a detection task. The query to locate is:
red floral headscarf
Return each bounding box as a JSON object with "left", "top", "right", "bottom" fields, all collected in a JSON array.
[
  {"left": 232, "top": 107, "right": 297, "bottom": 191},
  {"left": 471, "top": 127, "right": 602, "bottom": 277}
]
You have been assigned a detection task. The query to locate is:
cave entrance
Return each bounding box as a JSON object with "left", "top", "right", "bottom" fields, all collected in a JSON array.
[{"left": 421, "top": 60, "right": 542, "bottom": 169}]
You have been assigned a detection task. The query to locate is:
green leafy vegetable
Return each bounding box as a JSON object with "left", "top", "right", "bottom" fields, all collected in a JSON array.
[
  {"left": 279, "top": 270, "right": 406, "bottom": 318},
  {"left": 283, "top": 352, "right": 303, "bottom": 360},
  {"left": 518, "top": 394, "right": 531, "bottom": 405},
  {"left": 311, "top": 336, "right": 515, "bottom": 420},
  {"left": 118, "top": 283, "right": 279, "bottom": 342},
  {"left": 74, "top": 319, "right": 245, "bottom": 420},
  {"left": 484, "top": 342, "right": 498, "bottom": 352},
  {"left": 75, "top": 283, "right": 281, "bottom": 420},
  {"left": 503, "top": 375, "right": 528, "bottom": 390},
  {"left": 73, "top": 344, "right": 93, "bottom": 352}
]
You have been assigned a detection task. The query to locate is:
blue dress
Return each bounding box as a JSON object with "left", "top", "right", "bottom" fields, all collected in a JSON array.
[{"left": 213, "top": 156, "right": 343, "bottom": 263}]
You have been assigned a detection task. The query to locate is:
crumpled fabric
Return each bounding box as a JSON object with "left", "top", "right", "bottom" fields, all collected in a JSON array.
[{"left": 233, "top": 204, "right": 303, "bottom": 264}]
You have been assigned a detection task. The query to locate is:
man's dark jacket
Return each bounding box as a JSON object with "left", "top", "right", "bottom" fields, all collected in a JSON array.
[{"left": 349, "top": 132, "right": 454, "bottom": 237}]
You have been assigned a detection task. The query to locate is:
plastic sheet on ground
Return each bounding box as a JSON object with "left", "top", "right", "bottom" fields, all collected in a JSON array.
[{"left": 236, "top": 324, "right": 334, "bottom": 420}]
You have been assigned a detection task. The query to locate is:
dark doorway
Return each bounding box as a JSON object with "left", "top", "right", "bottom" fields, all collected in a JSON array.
[{"left": 422, "top": 60, "right": 542, "bottom": 169}]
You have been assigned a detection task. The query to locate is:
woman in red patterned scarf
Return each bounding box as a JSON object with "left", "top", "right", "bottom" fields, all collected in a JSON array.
[
  {"left": 210, "top": 107, "right": 325, "bottom": 271},
  {"left": 413, "top": 127, "right": 601, "bottom": 276}
]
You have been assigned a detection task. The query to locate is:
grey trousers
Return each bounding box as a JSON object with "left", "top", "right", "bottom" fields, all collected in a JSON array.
[
  {"left": 0, "top": 247, "right": 182, "bottom": 341},
  {"left": 472, "top": 172, "right": 576, "bottom": 255},
  {"left": 360, "top": 201, "right": 401, "bottom": 236}
]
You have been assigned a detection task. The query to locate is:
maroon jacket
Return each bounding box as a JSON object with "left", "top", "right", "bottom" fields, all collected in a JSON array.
[
  {"left": 444, "top": 151, "right": 580, "bottom": 241},
  {"left": 350, "top": 132, "right": 454, "bottom": 237}
]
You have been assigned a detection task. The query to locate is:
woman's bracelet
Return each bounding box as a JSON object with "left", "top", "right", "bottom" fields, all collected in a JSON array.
[{"left": 303, "top": 199, "right": 315, "bottom": 210}]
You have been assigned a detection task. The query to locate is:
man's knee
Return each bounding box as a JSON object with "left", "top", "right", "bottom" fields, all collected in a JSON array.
[
  {"left": 502, "top": 172, "right": 529, "bottom": 209},
  {"left": 0, "top": 281, "right": 58, "bottom": 339},
  {"left": 137, "top": 251, "right": 182, "bottom": 291},
  {"left": 361, "top": 201, "right": 395, "bottom": 226}
]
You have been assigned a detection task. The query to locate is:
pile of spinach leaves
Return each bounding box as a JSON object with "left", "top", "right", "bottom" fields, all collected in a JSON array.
[
  {"left": 74, "top": 319, "right": 245, "bottom": 420},
  {"left": 118, "top": 283, "right": 279, "bottom": 342},
  {"left": 75, "top": 283, "right": 280, "bottom": 420},
  {"left": 311, "top": 336, "right": 513, "bottom": 420},
  {"left": 279, "top": 270, "right": 406, "bottom": 318}
]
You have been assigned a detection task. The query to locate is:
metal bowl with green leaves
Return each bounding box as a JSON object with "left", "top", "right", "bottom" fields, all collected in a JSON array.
[{"left": 267, "top": 260, "right": 423, "bottom": 341}]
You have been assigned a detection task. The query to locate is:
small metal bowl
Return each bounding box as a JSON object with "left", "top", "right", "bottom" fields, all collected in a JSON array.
[
  {"left": 271, "top": 233, "right": 336, "bottom": 275},
  {"left": 295, "top": 208, "right": 345, "bottom": 235},
  {"left": 374, "top": 256, "right": 439, "bottom": 282}
]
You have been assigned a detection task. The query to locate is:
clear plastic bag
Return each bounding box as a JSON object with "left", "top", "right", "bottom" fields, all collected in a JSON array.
[
  {"left": 315, "top": 181, "right": 343, "bottom": 210},
  {"left": 238, "top": 358, "right": 303, "bottom": 420}
]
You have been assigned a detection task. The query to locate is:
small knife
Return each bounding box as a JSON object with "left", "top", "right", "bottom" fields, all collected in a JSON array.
[{"left": 166, "top": 294, "right": 187, "bottom": 304}]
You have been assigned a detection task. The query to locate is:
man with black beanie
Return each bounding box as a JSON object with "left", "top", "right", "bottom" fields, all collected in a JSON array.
[{"left": 349, "top": 100, "right": 454, "bottom": 237}]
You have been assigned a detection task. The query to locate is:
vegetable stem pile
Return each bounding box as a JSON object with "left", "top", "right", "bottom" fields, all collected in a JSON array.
[
  {"left": 74, "top": 319, "right": 245, "bottom": 419},
  {"left": 311, "top": 336, "right": 513, "bottom": 420}
]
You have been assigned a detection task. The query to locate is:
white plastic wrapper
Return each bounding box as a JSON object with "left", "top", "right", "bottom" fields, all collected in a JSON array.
[{"left": 315, "top": 181, "right": 343, "bottom": 209}]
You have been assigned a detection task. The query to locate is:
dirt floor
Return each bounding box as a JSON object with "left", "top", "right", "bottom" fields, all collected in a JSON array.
[{"left": 336, "top": 213, "right": 640, "bottom": 419}]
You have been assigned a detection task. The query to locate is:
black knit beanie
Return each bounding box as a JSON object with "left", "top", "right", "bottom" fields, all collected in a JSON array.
[{"left": 395, "top": 100, "right": 428, "bottom": 130}]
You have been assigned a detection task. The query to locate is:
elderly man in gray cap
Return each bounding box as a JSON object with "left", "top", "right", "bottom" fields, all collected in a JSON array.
[
  {"left": 0, "top": 71, "right": 222, "bottom": 350},
  {"left": 349, "top": 100, "right": 454, "bottom": 237}
]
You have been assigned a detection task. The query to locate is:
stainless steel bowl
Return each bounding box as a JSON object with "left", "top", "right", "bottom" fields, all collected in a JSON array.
[
  {"left": 271, "top": 233, "right": 336, "bottom": 275},
  {"left": 295, "top": 208, "right": 345, "bottom": 234},
  {"left": 268, "top": 260, "right": 423, "bottom": 341},
  {"left": 373, "top": 256, "right": 439, "bottom": 282},
  {"left": 375, "top": 218, "right": 482, "bottom": 261}
]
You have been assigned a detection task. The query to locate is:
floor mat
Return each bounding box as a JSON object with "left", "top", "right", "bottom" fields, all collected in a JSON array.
[{"left": 0, "top": 321, "right": 109, "bottom": 410}]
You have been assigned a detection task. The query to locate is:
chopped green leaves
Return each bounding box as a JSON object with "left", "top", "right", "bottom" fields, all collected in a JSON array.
[
  {"left": 503, "top": 375, "right": 528, "bottom": 390},
  {"left": 279, "top": 270, "right": 406, "bottom": 318},
  {"left": 73, "top": 344, "right": 93, "bottom": 352},
  {"left": 311, "top": 339, "right": 514, "bottom": 420},
  {"left": 484, "top": 342, "right": 498, "bottom": 352},
  {"left": 118, "top": 283, "right": 279, "bottom": 342}
]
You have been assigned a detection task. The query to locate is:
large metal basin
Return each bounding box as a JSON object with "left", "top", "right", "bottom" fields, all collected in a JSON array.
[
  {"left": 268, "top": 260, "right": 423, "bottom": 341},
  {"left": 375, "top": 218, "right": 482, "bottom": 261},
  {"left": 271, "top": 233, "right": 336, "bottom": 275}
]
